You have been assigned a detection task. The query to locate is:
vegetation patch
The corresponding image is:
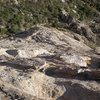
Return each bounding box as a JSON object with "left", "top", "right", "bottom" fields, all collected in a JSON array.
[{"left": 0, "top": 0, "right": 100, "bottom": 37}]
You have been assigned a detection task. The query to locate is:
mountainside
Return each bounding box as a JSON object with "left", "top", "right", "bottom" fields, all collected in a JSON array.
[
  {"left": 0, "top": 25, "right": 100, "bottom": 100},
  {"left": 0, "top": 0, "right": 100, "bottom": 46},
  {"left": 0, "top": 1, "right": 100, "bottom": 100}
]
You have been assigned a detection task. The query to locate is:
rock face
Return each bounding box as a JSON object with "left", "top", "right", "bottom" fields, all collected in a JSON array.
[
  {"left": 95, "top": 47, "right": 100, "bottom": 54},
  {"left": 0, "top": 26, "right": 100, "bottom": 100},
  {"left": 60, "top": 9, "right": 96, "bottom": 42},
  {"left": 60, "top": 54, "right": 91, "bottom": 67}
]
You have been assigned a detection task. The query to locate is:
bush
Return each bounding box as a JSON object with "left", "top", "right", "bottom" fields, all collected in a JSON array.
[{"left": 0, "top": 0, "right": 100, "bottom": 36}]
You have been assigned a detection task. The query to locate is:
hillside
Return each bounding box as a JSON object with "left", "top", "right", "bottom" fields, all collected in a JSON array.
[
  {"left": 0, "top": 0, "right": 100, "bottom": 46},
  {"left": 0, "top": 1, "right": 100, "bottom": 100},
  {"left": 0, "top": 26, "right": 100, "bottom": 100}
]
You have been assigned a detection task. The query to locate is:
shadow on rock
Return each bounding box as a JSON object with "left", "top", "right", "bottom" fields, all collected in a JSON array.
[
  {"left": 90, "top": 57, "right": 100, "bottom": 69},
  {"left": 57, "top": 81, "right": 100, "bottom": 100},
  {"left": 0, "top": 62, "right": 35, "bottom": 72},
  {"left": 10, "top": 27, "right": 40, "bottom": 40}
]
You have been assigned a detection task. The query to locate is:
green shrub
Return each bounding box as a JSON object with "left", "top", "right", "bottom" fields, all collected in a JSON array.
[{"left": 0, "top": 0, "right": 99, "bottom": 36}]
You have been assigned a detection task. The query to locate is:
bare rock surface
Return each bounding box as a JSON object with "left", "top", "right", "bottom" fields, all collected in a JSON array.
[
  {"left": 95, "top": 47, "right": 100, "bottom": 54},
  {"left": 0, "top": 26, "right": 100, "bottom": 100}
]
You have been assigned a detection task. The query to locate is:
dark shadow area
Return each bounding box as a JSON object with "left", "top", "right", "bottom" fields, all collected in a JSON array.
[
  {"left": 0, "top": 61, "right": 36, "bottom": 72},
  {"left": 89, "top": 57, "right": 100, "bottom": 69},
  {"left": 0, "top": 57, "right": 45, "bottom": 73},
  {"left": 39, "top": 55, "right": 100, "bottom": 82},
  {"left": 9, "top": 27, "right": 40, "bottom": 40},
  {"left": 56, "top": 81, "right": 100, "bottom": 100},
  {"left": 6, "top": 50, "right": 18, "bottom": 57},
  {"left": 31, "top": 33, "right": 55, "bottom": 45},
  {"left": 38, "top": 54, "right": 66, "bottom": 66},
  {"left": 45, "top": 67, "right": 100, "bottom": 82}
]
